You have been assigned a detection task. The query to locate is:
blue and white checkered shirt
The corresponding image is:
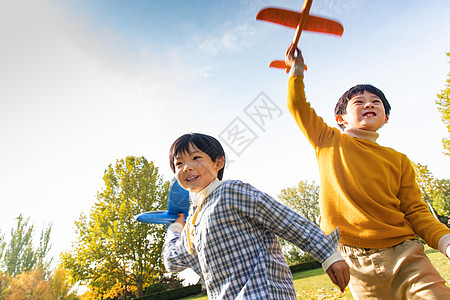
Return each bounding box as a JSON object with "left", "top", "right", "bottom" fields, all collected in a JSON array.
[{"left": 163, "top": 180, "right": 339, "bottom": 299}]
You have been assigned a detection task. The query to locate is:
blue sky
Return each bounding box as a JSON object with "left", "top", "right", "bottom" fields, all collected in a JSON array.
[{"left": 1, "top": 0, "right": 449, "bottom": 277}]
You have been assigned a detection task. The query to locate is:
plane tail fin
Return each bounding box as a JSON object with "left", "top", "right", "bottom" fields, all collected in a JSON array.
[{"left": 135, "top": 180, "right": 189, "bottom": 225}]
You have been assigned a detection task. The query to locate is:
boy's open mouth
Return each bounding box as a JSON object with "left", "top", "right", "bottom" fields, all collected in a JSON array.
[
  {"left": 186, "top": 175, "right": 199, "bottom": 182},
  {"left": 363, "top": 112, "right": 376, "bottom": 117}
]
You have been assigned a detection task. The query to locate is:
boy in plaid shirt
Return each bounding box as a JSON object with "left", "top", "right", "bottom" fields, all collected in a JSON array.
[{"left": 163, "top": 132, "right": 349, "bottom": 299}]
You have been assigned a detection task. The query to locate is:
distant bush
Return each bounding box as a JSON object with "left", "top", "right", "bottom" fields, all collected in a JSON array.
[
  {"left": 145, "top": 282, "right": 167, "bottom": 295},
  {"left": 289, "top": 260, "right": 321, "bottom": 273},
  {"left": 135, "top": 284, "right": 202, "bottom": 300}
]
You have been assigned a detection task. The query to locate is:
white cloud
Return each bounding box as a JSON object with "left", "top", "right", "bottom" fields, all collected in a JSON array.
[{"left": 197, "top": 24, "right": 257, "bottom": 57}]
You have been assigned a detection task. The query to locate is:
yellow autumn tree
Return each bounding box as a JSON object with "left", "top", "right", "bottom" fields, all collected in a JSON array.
[
  {"left": 6, "top": 269, "right": 52, "bottom": 300},
  {"left": 62, "top": 156, "right": 170, "bottom": 299},
  {"left": 436, "top": 52, "right": 450, "bottom": 156}
]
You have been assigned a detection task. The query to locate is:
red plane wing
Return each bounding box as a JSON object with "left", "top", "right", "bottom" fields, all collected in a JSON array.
[
  {"left": 256, "top": 7, "right": 343, "bottom": 36},
  {"left": 269, "top": 60, "right": 307, "bottom": 72}
]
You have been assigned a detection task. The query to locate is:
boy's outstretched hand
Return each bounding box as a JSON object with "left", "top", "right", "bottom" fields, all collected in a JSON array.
[
  {"left": 285, "top": 43, "right": 304, "bottom": 70},
  {"left": 326, "top": 260, "right": 350, "bottom": 293}
]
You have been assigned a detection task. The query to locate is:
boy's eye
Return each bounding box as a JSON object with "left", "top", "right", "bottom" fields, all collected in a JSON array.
[{"left": 193, "top": 156, "right": 201, "bottom": 160}]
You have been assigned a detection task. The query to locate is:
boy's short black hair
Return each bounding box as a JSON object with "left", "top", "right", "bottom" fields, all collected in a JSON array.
[
  {"left": 169, "top": 133, "right": 226, "bottom": 180},
  {"left": 334, "top": 84, "right": 391, "bottom": 130}
]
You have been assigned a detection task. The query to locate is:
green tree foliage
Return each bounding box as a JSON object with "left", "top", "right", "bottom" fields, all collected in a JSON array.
[
  {"left": 3, "top": 215, "right": 35, "bottom": 277},
  {"left": 411, "top": 162, "right": 435, "bottom": 199},
  {"left": 36, "top": 224, "right": 53, "bottom": 274},
  {"left": 278, "top": 180, "right": 320, "bottom": 265},
  {"left": 411, "top": 161, "right": 439, "bottom": 219},
  {"left": 411, "top": 161, "right": 450, "bottom": 219},
  {"left": 436, "top": 52, "right": 450, "bottom": 156},
  {"left": 278, "top": 180, "right": 320, "bottom": 226},
  {"left": 2, "top": 215, "right": 52, "bottom": 277},
  {"left": 434, "top": 179, "right": 450, "bottom": 217},
  {"left": 0, "top": 216, "right": 53, "bottom": 299},
  {"left": 0, "top": 231, "right": 5, "bottom": 266},
  {"left": 49, "top": 265, "right": 79, "bottom": 300},
  {"left": 62, "top": 156, "right": 170, "bottom": 299}
]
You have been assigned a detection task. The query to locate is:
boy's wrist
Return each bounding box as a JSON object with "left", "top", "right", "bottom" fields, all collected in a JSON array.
[
  {"left": 289, "top": 64, "right": 304, "bottom": 77},
  {"left": 168, "top": 222, "right": 184, "bottom": 233},
  {"left": 438, "top": 234, "right": 450, "bottom": 258},
  {"left": 164, "top": 222, "right": 183, "bottom": 247},
  {"left": 322, "top": 248, "right": 344, "bottom": 271}
]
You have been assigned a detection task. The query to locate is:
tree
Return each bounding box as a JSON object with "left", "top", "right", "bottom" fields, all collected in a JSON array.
[
  {"left": 434, "top": 179, "right": 450, "bottom": 217},
  {"left": 62, "top": 156, "right": 170, "bottom": 299},
  {"left": 0, "top": 271, "right": 10, "bottom": 300},
  {"left": 410, "top": 161, "right": 440, "bottom": 219},
  {"left": 35, "top": 224, "right": 53, "bottom": 274},
  {"left": 49, "top": 265, "right": 79, "bottom": 300},
  {"left": 436, "top": 52, "right": 450, "bottom": 156},
  {"left": 6, "top": 268, "right": 52, "bottom": 300},
  {"left": 0, "top": 233, "right": 5, "bottom": 299},
  {"left": 411, "top": 161, "right": 450, "bottom": 221},
  {"left": 0, "top": 230, "right": 5, "bottom": 266},
  {"left": 278, "top": 180, "right": 320, "bottom": 226},
  {"left": 3, "top": 215, "right": 35, "bottom": 277},
  {"left": 0, "top": 216, "right": 53, "bottom": 299},
  {"left": 278, "top": 180, "right": 320, "bottom": 265},
  {"left": 2, "top": 215, "right": 52, "bottom": 278}
]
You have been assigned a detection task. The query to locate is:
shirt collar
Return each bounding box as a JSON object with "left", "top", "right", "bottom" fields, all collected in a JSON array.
[
  {"left": 191, "top": 178, "right": 225, "bottom": 208},
  {"left": 344, "top": 128, "right": 379, "bottom": 143}
]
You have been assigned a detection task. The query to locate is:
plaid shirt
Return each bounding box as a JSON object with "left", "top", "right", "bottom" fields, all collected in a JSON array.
[{"left": 163, "top": 180, "right": 339, "bottom": 299}]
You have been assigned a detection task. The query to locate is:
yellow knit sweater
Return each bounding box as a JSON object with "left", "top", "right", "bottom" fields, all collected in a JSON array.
[{"left": 288, "top": 75, "right": 450, "bottom": 249}]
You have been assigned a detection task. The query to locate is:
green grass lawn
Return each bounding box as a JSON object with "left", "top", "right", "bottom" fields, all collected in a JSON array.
[{"left": 181, "top": 246, "right": 450, "bottom": 300}]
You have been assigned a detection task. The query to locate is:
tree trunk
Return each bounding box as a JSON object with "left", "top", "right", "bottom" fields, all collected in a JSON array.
[
  {"left": 122, "top": 286, "right": 126, "bottom": 300},
  {"left": 136, "top": 277, "right": 143, "bottom": 298}
]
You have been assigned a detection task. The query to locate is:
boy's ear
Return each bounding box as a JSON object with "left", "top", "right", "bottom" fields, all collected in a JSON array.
[
  {"left": 335, "top": 114, "right": 347, "bottom": 126},
  {"left": 215, "top": 156, "right": 225, "bottom": 170},
  {"left": 384, "top": 115, "right": 389, "bottom": 123}
]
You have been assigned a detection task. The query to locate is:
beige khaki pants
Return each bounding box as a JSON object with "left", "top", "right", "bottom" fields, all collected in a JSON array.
[{"left": 339, "top": 239, "right": 450, "bottom": 300}]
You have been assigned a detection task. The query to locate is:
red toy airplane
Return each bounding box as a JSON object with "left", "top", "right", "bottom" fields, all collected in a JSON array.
[{"left": 256, "top": 0, "right": 343, "bottom": 72}]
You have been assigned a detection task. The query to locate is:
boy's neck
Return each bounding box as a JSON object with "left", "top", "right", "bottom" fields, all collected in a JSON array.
[
  {"left": 344, "top": 128, "right": 379, "bottom": 143},
  {"left": 192, "top": 178, "right": 222, "bottom": 207}
]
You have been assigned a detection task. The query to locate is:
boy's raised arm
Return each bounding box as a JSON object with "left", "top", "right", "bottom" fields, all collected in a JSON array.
[{"left": 284, "top": 44, "right": 350, "bottom": 292}]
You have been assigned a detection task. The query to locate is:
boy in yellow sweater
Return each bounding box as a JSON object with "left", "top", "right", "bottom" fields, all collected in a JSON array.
[{"left": 285, "top": 43, "right": 450, "bottom": 299}]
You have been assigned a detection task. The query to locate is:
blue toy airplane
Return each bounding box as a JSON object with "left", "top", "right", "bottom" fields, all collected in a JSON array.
[{"left": 135, "top": 180, "right": 189, "bottom": 225}]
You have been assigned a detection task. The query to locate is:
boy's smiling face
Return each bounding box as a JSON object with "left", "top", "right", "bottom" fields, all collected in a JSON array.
[
  {"left": 174, "top": 144, "right": 224, "bottom": 194},
  {"left": 336, "top": 91, "right": 389, "bottom": 132}
]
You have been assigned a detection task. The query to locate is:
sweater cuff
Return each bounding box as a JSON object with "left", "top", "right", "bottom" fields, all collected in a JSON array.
[
  {"left": 168, "top": 222, "right": 183, "bottom": 233},
  {"left": 322, "top": 249, "right": 344, "bottom": 272},
  {"left": 438, "top": 234, "right": 450, "bottom": 257},
  {"left": 163, "top": 222, "right": 184, "bottom": 249},
  {"left": 289, "top": 64, "right": 304, "bottom": 77}
]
